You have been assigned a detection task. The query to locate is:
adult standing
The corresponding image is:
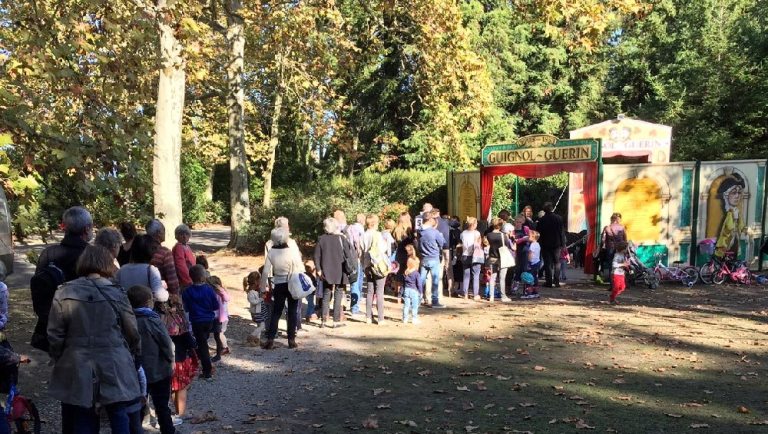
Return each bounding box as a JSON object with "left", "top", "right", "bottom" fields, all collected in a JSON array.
[
  {"left": 117, "top": 222, "right": 137, "bottom": 267},
  {"left": 433, "top": 209, "right": 453, "bottom": 302},
  {"left": 484, "top": 218, "right": 512, "bottom": 302},
  {"left": 314, "top": 218, "right": 353, "bottom": 328},
  {"left": 95, "top": 228, "right": 123, "bottom": 267},
  {"left": 146, "top": 219, "right": 180, "bottom": 295},
  {"left": 172, "top": 224, "right": 196, "bottom": 289},
  {"left": 414, "top": 203, "right": 433, "bottom": 232},
  {"left": 522, "top": 205, "right": 536, "bottom": 229},
  {"left": 30, "top": 206, "right": 92, "bottom": 352},
  {"left": 115, "top": 234, "right": 170, "bottom": 303},
  {"left": 536, "top": 202, "right": 566, "bottom": 288},
  {"left": 264, "top": 217, "right": 305, "bottom": 331},
  {"left": 600, "top": 213, "right": 627, "bottom": 284},
  {"left": 361, "top": 214, "right": 390, "bottom": 325},
  {"left": 346, "top": 213, "right": 365, "bottom": 317},
  {"left": 460, "top": 217, "right": 484, "bottom": 300},
  {"left": 512, "top": 214, "right": 531, "bottom": 285},
  {"left": 261, "top": 228, "right": 305, "bottom": 349},
  {"left": 393, "top": 212, "right": 414, "bottom": 273},
  {"left": 47, "top": 245, "right": 142, "bottom": 434},
  {"left": 418, "top": 216, "right": 447, "bottom": 308}
]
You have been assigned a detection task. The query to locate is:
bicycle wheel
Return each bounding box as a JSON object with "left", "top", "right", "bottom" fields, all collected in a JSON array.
[
  {"left": 681, "top": 266, "right": 699, "bottom": 286},
  {"left": 11, "top": 395, "right": 41, "bottom": 434},
  {"left": 699, "top": 263, "right": 715, "bottom": 284},
  {"left": 712, "top": 269, "right": 727, "bottom": 285},
  {"left": 654, "top": 269, "right": 665, "bottom": 284},
  {"left": 644, "top": 272, "right": 660, "bottom": 290}
]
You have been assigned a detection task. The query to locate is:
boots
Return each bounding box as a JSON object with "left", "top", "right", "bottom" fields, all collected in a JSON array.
[
  {"left": 288, "top": 338, "right": 298, "bottom": 349},
  {"left": 261, "top": 339, "right": 274, "bottom": 350}
]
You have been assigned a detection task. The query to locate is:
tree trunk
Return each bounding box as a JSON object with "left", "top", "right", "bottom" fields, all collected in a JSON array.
[
  {"left": 225, "top": 0, "right": 251, "bottom": 248},
  {"left": 153, "top": 0, "right": 185, "bottom": 242},
  {"left": 262, "top": 52, "right": 285, "bottom": 209}
]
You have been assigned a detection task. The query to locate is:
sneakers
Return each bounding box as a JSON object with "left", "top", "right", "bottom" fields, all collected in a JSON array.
[
  {"left": 500, "top": 296, "right": 512, "bottom": 303},
  {"left": 378, "top": 320, "right": 387, "bottom": 325},
  {"left": 431, "top": 303, "right": 446, "bottom": 309},
  {"left": 520, "top": 293, "right": 540, "bottom": 299},
  {"left": 473, "top": 295, "right": 481, "bottom": 301},
  {"left": 211, "top": 354, "right": 221, "bottom": 363},
  {"left": 412, "top": 318, "right": 421, "bottom": 325},
  {"left": 402, "top": 318, "right": 410, "bottom": 324},
  {"left": 365, "top": 318, "right": 372, "bottom": 324},
  {"left": 172, "top": 416, "right": 183, "bottom": 427},
  {"left": 595, "top": 275, "right": 606, "bottom": 284},
  {"left": 333, "top": 322, "right": 346, "bottom": 328}
]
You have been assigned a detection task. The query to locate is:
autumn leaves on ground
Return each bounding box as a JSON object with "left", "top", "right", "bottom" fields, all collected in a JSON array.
[{"left": 203, "top": 248, "right": 768, "bottom": 434}]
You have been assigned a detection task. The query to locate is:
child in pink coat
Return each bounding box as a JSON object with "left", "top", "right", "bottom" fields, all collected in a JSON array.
[{"left": 208, "top": 276, "right": 231, "bottom": 362}]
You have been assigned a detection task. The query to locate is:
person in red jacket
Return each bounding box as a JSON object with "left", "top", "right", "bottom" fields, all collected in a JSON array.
[{"left": 172, "top": 224, "right": 196, "bottom": 289}]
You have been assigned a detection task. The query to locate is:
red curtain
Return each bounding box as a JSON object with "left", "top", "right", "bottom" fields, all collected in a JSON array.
[{"left": 480, "top": 162, "right": 599, "bottom": 274}]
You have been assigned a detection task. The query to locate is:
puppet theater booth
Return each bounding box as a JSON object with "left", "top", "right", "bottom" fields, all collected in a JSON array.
[
  {"left": 448, "top": 116, "right": 768, "bottom": 270},
  {"left": 476, "top": 135, "right": 602, "bottom": 275}
]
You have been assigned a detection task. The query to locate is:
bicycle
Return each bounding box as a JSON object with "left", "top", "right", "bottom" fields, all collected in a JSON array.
[
  {"left": 652, "top": 253, "right": 699, "bottom": 287},
  {"left": 0, "top": 356, "right": 40, "bottom": 434}
]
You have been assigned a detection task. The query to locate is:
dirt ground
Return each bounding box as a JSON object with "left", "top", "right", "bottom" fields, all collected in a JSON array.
[{"left": 5, "top": 226, "right": 768, "bottom": 433}]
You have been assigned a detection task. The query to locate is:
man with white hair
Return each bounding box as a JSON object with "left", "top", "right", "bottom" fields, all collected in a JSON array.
[
  {"left": 30, "top": 206, "right": 93, "bottom": 351},
  {"left": 264, "top": 217, "right": 298, "bottom": 256},
  {"left": 346, "top": 213, "right": 366, "bottom": 316}
]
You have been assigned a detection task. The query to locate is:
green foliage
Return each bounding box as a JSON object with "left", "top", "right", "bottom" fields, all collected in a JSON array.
[
  {"left": 239, "top": 170, "right": 446, "bottom": 252},
  {"left": 491, "top": 173, "right": 569, "bottom": 219},
  {"left": 181, "top": 155, "right": 226, "bottom": 226}
]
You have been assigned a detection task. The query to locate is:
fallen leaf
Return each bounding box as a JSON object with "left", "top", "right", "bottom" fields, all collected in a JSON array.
[
  {"left": 372, "top": 388, "right": 385, "bottom": 396},
  {"left": 423, "top": 405, "right": 433, "bottom": 411},
  {"left": 750, "top": 420, "right": 768, "bottom": 425},
  {"left": 456, "top": 386, "right": 470, "bottom": 391},
  {"left": 483, "top": 403, "right": 495, "bottom": 410},
  {"left": 311, "top": 423, "right": 324, "bottom": 428},
  {"left": 362, "top": 417, "right": 379, "bottom": 429},
  {"left": 682, "top": 403, "right": 704, "bottom": 408},
  {"left": 462, "top": 401, "right": 475, "bottom": 411},
  {"left": 665, "top": 413, "right": 683, "bottom": 418},
  {"left": 519, "top": 402, "right": 536, "bottom": 408},
  {"left": 690, "top": 423, "right": 710, "bottom": 429},
  {"left": 737, "top": 406, "right": 750, "bottom": 414},
  {"left": 533, "top": 365, "right": 546, "bottom": 371},
  {"left": 397, "top": 420, "right": 418, "bottom": 427},
  {"left": 465, "top": 425, "right": 479, "bottom": 433},
  {"left": 376, "top": 404, "right": 391, "bottom": 409},
  {"left": 575, "top": 419, "right": 595, "bottom": 430}
]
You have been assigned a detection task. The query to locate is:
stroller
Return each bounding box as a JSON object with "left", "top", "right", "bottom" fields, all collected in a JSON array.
[{"left": 626, "top": 242, "right": 659, "bottom": 289}]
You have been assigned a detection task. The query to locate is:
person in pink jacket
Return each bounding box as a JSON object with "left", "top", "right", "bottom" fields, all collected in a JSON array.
[
  {"left": 208, "top": 275, "right": 231, "bottom": 362},
  {"left": 172, "top": 224, "right": 196, "bottom": 289}
]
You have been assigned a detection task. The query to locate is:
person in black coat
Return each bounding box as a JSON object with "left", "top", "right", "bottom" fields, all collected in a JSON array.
[
  {"left": 536, "top": 202, "right": 567, "bottom": 288},
  {"left": 314, "top": 218, "right": 354, "bottom": 328}
]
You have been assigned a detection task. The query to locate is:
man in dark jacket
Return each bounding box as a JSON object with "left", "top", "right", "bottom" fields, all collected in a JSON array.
[
  {"left": 536, "top": 202, "right": 566, "bottom": 288},
  {"left": 30, "top": 206, "right": 92, "bottom": 351}
]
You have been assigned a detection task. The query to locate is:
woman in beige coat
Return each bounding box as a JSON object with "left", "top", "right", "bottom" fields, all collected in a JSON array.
[{"left": 47, "top": 245, "right": 142, "bottom": 434}]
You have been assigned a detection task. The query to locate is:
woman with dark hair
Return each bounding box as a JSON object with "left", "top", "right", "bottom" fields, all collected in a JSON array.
[
  {"left": 715, "top": 173, "right": 746, "bottom": 257},
  {"left": 47, "top": 245, "right": 142, "bottom": 434},
  {"left": 117, "top": 222, "right": 137, "bottom": 266},
  {"left": 599, "top": 213, "right": 627, "bottom": 285},
  {"left": 115, "top": 234, "right": 169, "bottom": 303}
]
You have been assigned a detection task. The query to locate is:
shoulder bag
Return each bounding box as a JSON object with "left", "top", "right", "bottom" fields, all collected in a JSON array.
[{"left": 498, "top": 234, "right": 516, "bottom": 269}]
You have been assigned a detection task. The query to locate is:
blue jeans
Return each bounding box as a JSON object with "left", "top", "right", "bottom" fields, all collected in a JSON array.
[
  {"left": 402, "top": 288, "right": 420, "bottom": 322},
  {"left": 560, "top": 259, "right": 568, "bottom": 281},
  {"left": 350, "top": 263, "right": 363, "bottom": 314},
  {"left": 420, "top": 258, "right": 441, "bottom": 305}
]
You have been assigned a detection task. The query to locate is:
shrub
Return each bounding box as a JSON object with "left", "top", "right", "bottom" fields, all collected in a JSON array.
[{"left": 238, "top": 169, "right": 447, "bottom": 253}]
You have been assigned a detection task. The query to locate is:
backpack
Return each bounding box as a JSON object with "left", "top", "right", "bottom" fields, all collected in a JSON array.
[
  {"left": 30, "top": 262, "right": 65, "bottom": 318},
  {"left": 339, "top": 236, "right": 359, "bottom": 284},
  {"left": 369, "top": 232, "right": 391, "bottom": 279}
]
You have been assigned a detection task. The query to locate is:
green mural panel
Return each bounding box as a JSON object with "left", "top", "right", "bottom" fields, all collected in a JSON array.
[
  {"left": 680, "top": 169, "right": 693, "bottom": 226},
  {"left": 679, "top": 243, "right": 690, "bottom": 264},
  {"left": 637, "top": 244, "right": 668, "bottom": 267},
  {"left": 757, "top": 166, "right": 765, "bottom": 222}
]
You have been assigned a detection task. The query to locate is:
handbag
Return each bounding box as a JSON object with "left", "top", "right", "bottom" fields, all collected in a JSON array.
[
  {"left": 499, "top": 234, "right": 516, "bottom": 269},
  {"left": 288, "top": 259, "right": 316, "bottom": 300}
]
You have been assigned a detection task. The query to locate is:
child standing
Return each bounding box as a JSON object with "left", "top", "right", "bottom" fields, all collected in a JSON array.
[
  {"left": 208, "top": 276, "right": 230, "bottom": 362},
  {"left": 181, "top": 265, "right": 219, "bottom": 380},
  {"left": 560, "top": 246, "right": 570, "bottom": 282},
  {"left": 522, "top": 231, "right": 541, "bottom": 299},
  {"left": 610, "top": 242, "right": 630, "bottom": 304},
  {"left": 401, "top": 244, "right": 423, "bottom": 325},
  {"left": 127, "top": 285, "right": 175, "bottom": 434},
  {"left": 244, "top": 271, "right": 264, "bottom": 346}
]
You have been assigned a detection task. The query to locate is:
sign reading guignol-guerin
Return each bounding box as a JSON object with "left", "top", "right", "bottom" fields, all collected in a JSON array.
[{"left": 481, "top": 135, "right": 599, "bottom": 166}]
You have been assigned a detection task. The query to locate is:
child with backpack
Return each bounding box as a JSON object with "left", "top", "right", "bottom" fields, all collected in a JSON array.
[{"left": 127, "top": 285, "right": 175, "bottom": 434}]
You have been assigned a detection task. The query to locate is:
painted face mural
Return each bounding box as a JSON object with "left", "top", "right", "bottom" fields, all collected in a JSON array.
[{"left": 714, "top": 173, "right": 746, "bottom": 258}]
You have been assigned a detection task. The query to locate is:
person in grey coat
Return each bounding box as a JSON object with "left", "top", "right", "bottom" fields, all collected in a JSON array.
[
  {"left": 314, "top": 218, "right": 353, "bottom": 328},
  {"left": 47, "top": 245, "right": 142, "bottom": 434}
]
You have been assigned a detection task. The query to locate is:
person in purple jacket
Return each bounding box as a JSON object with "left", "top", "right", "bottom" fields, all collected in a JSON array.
[{"left": 401, "top": 244, "right": 423, "bottom": 325}]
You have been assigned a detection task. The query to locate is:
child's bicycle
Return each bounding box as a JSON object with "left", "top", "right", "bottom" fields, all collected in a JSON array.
[
  {"left": 652, "top": 254, "right": 699, "bottom": 287},
  {"left": 699, "top": 252, "right": 751, "bottom": 285},
  {"left": 0, "top": 357, "right": 40, "bottom": 434}
]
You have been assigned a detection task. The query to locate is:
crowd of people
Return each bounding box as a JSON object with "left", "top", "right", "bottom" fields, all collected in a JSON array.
[{"left": 0, "top": 200, "right": 594, "bottom": 433}]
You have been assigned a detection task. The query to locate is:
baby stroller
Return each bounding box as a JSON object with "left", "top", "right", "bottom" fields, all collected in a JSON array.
[{"left": 627, "top": 242, "right": 659, "bottom": 289}]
